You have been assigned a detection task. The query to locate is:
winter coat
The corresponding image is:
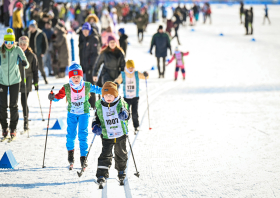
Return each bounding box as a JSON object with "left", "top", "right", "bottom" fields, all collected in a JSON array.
[
  {"left": 101, "top": 15, "right": 112, "bottom": 30},
  {"left": 150, "top": 32, "right": 171, "bottom": 58},
  {"left": 53, "top": 26, "right": 70, "bottom": 68},
  {"left": 119, "top": 34, "right": 128, "bottom": 56},
  {"left": 81, "top": 32, "right": 100, "bottom": 73},
  {"left": 28, "top": 28, "right": 48, "bottom": 55},
  {"left": 134, "top": 14, "right": 147, "bottom": 29},
  {"left": 93, "top": 47, "right": 125, "bottom": 87},
  {"left": 19, "top": 48, "right": 38, "bottom": 93},
  {"left": 12, "top": 9, "right": 23, "bottom": 28},
  {"left": 0, "top": 45, "right": 29, "bottom": 86}
]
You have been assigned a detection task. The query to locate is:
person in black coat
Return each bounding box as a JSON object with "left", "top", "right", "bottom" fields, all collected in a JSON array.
[
  {"left": 93, "top": 36, "right": 125, "bottom": 87},
  {"left": 171, "top": 11, "right": 182, "bottom": 45},
  {"left": 150, "top": 25, "right": 172, "bottom": 78},
  {"left": 80, "top": 23, "right": 101, "bottom": 108},
  {"left": 18, "top": 36, "right": 39, "bottom": 131},
  {"left": 28, "top": 20, "right": 48, "bottom": 84},
  {"left": 244, "top": 8, "right": 253, "bottom": 35},
  {"left": 118, "top": 28, "right": 128, "bottom": 56}
]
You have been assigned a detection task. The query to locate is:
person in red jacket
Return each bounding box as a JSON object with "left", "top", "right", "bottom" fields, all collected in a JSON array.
[{"left": 167, "top": 47, "right": 189, "bottom": 81}]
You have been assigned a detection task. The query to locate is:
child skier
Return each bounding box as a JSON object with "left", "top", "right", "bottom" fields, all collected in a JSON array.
[
  {"left": 167, "top": 47, "right": 189, "bottom": 81},
  {"left": 91, "top": 81, "right": 130, "bottom": 185},
  {"left": 48, "top": 63, "right": 102, "bottom": 170},
  {"left": 114, "top": 60, "right": 149, "bottom": 133}
]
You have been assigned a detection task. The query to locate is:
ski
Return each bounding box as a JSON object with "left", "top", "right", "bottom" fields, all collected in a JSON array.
[
  {"left": 0, "top": 137, "right": 9, "bottom": 142},
  {"left": 8, "top": 136, "right": 16, "bottom": 143},
  {"left": 69, "top": 163, "right": 74, "bottom": 170}
]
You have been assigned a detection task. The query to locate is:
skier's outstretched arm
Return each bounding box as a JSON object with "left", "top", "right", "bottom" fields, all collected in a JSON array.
[
  {"left": 167, "top": 55, "right": 175, "bottom": 65},
  {"left": 48, "top": 87, "right": 66, "bottom": 102},
  {"left": 183, "top": 52, "right": 189, "bottom": 56}
]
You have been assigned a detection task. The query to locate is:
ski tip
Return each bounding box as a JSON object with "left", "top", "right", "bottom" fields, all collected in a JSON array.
[{"left": 77, "top": 171, "right": 82, "bottom": 177}]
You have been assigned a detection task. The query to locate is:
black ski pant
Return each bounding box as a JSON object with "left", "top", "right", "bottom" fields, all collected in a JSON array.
[
  {"left": 124, "top": 97, "right": 139, "bottom": 128},
  {"left": 137, "top": 28, "right": 144, "bottom": 42},
  {"left": 37, "top": 54, "right": 47, "bottom": 80},
  {"left": 157, "top": 57, "right": 166, "bottom": 77},
  {"left": 0, "top": 83, "right": 20, "bottom": 130},
  {"left": 96, "top": 135, "right": 127, "bottom": 178},
  {"left": 21, "top": 92, "right": 29, "bottom": 119}
]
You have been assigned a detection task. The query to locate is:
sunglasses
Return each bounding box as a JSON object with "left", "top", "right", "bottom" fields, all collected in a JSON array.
[{"left": 5, "top": 41, "right": 14, "bottom": 45}]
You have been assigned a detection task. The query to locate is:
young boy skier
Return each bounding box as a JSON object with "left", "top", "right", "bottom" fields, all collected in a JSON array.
[
  {"left": 91, "top": 81, "right": 130, "bottom": 186},
  {"left": 114, "top": 60, "right": 149, "bottom": 134},
  {"left": 48, "top": 63, "right": 102, "bottom": 170},
  {"left": 167, "top": 47, "right": 189, "bottom": 81}
]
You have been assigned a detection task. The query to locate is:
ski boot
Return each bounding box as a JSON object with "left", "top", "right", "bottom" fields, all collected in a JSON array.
[
  {"left": 21, "top": 118, "right": 29, "bottom": 135},
  {"left": 80, "top": 156, "right": 88, "bottom": 170},
  {"left": 1, "top": 128, "right": 9, "bottom": 142},
  {"left": 134, "top": 127, "right": 140, "bottom": 135},
  {"left": 97, "top": 176, "right": 106, "bottom": 189},
  {"left": 118, "top": 171, "right": 126, "bottom": 186},
  {"left": 161, "top": 73, "right": 165, "bottom": 78},
  {"left": 174, "top": 78, "right": 177, "bottom": 81},
  {"left": 8, "top": 129, "right": 17, "bottom": 143},
  {"left": 68, "top": 150, "right": 74, "bottom": 170},
  {"left": 183, "top": 76, "right": 185, "bottom": 80}
]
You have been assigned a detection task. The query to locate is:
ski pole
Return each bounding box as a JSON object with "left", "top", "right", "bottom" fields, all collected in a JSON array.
[
  {"left": 37, "top": 90, "right": 45, "bottom": 121},
  {"left": 145, "top": 77, "right": 152, "bottom": 130},
  {"left": 124, "top": 119, "right": 140, "bottom": 178},
  {"left": 77, "top": 134, "right": 97, "bottom": 177},
  {"left": 23, "top": 68, "right": 29, "bottom": 138},
  {"left": 42, "top": 86, "right": 54, "bottom": 168}
]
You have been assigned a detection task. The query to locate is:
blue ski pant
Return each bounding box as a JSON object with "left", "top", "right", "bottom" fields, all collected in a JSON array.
[{"left": 66, "top": 112, "right": 89, "bottom": 156}]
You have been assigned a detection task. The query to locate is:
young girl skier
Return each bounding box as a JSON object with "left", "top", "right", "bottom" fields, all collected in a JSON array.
[
  {"left": 48, "top": 63, "right": 102, "bottom": 170},
  {"left": 0, "top": 28, "right": 29, "bottom": 141},
  {"left": 91, "top": 81, "right": 130, "bottom": 186},
  {"left": 167, "top": 47, "right": 189, "bottom": 81},
  {"left": 114, "top": 60, "right": 149, "bottom": 134}
]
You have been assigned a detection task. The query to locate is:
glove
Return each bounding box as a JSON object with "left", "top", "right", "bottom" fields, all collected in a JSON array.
[
  {"left": 150, "top": 51, "right": 152, "bottom": 55},
  {"left": 34, "top": 83, "right": 39, "bottom": 91},
  {"left": 22, "top": 60, "right": 27, "bottom": 67},
  {"left": 118, "top": 108, "right": 128, "bottom": 121},
  {"left": 48, "top": 93, "right": 55, "bottom": 101},
  {"left": 143, "top": 71, "right": 148, "bottom": 77},
  {"left": 92, "top": 123, "right": 102, "bottom": 135}
]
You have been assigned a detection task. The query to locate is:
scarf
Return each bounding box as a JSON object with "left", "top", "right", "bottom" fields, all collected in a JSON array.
[
  {"left": 125, "top": 67, "right": 134, "bottom": 74},
  {"left": 69, "top": 78, "right": 84, "bottom": 91}
]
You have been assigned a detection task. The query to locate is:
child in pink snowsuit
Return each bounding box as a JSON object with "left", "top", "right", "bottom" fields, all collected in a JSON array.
[{"left": 167, "top": 47, "right": 189, "bottom": 80}]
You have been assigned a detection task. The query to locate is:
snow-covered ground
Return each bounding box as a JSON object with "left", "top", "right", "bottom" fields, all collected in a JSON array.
[{"left": 1, "top": 4, "right": 280, "bottom": 198}]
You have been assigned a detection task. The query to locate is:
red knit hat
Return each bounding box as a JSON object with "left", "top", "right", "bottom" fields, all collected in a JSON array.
[
  {"left": 68, "top": 63, "right": 83, "bottom": 78},
  {"left": 16, "top": 2, "right": 23, "bottom": 8}
]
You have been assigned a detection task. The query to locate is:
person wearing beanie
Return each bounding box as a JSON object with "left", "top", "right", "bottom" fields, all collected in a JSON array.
[
  {"left": 150, "top": 24, "right": 172, "bottom": 78},
  {"left": 91, "top": 81, "right": 130, "bottom": 184},
  {"left": 0, "top": 29, "right": 29, "bottom": 140},
  {"left": 118, "top": 28, "right": 128, "bottom": 56},
  {"left": 52, "top": 24, "right": 70, "bottom": 78},
  {"left": 18, "top": 36, "right": 39, "bottom": 132},
  {"left": 13, "top": 2, "right": 24, "bottom": 41},
  {"left": 167, "top": 46, "right": 189, "bottom": 81},
  {"left": 48, "top": 62, "right": 102, "bottom": 169},
  {"left": 114, "top": 60, "right": 149, "bottom": 133},
  {"left": 80, "top": 22, "right": 100, "bottom": 108},
  {"left": 93, "top": 34, "right": 125, "bottom": 88},
  {"left": 134, "top": 8, "right": 148, "bottom": 43},
  {"left": 28, "top": 19, "right": 49, "bottom": 84}
]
